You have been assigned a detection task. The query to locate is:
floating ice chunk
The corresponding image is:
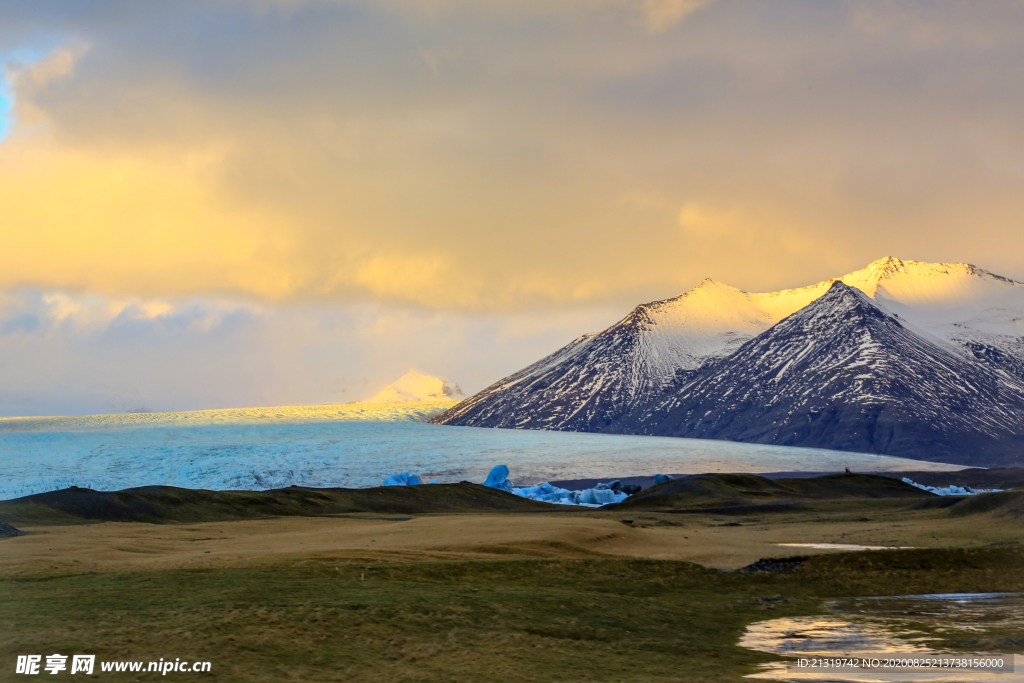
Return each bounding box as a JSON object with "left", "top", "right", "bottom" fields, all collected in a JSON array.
[
  {"left": 596, "top": 480, "right": 642, "bottom": 495},
  {"left": 429, "top": 478, "right": 439, "bottom": 484},
  {"left": 483, "top": 465, "right": 513, "bottom": 492},
  {"left": 901, "top": 477, "right": 1002, "bottom": 496},
  {"left": 382, "top": 472, "right": 423, "bottom": 486},
  {"left": 513, "top": 481, "right": 576, "bottom": 503},
  {"left": 577, "top": 488, "right": 629, "bottom": 505},
  {"left": 654, "top": 474, "right": 674, "bottom": 485},
  {"left": 511, "top": 476, "right": 630, "bottom": 506}
]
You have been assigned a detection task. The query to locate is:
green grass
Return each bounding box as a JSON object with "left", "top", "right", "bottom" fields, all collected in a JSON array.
[{"left": 3, "top": 548, "right": 1023, "bottom": 682}]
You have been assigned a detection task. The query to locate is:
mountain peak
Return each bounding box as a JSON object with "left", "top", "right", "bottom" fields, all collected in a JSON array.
[
  {"left": 363, "top": 369, "right": 465, "bottom": 404},
  {"left": 672, "top": 277, "right": 749, "bottom": 303},
  {"left": 834, "top": 257, "right": 1024, "bottom": 305},
  {"left": 865, "top": 255, "right": 910, "bottom": 275},
  {"left": 779, "top": 278, "right": 893, "bottom": 331},
  {"left": 842, "top": 257, "right": 977, "bottom": 293},
  {"left": 827, "top": 279, "right": 857, "bottom": 292},
  {"left": 822, "top": 278, "right": 871, "bottom": 301}
]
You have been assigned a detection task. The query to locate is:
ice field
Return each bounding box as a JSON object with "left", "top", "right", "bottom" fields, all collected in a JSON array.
[{"left": 0, "top": 403, "right": 963, "bottom": 500}]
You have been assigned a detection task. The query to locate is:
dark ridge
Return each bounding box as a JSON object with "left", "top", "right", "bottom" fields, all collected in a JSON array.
[
  {"left": 608, "top": 472, "right": 933, "bottom": 511},
  {"left": 0, "top": 482, "right": 560, "bottom": 526},
  {"left": 0, "top": 520, "right": 24, "bottom": 537},
  {"left": 737, "top": 556, "right": 810, "bottom": 574},
  {"left": 548, "top": 470, "right": 918, "bottom": 492}
]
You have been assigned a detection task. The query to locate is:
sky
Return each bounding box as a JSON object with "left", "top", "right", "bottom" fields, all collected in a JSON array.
[{"left": 2, "top": 0, "right": 1024, "bottom": 416}]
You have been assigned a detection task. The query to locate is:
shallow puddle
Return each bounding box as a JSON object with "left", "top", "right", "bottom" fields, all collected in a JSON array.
[
  {"left": 776, "top": 543, "right": 917, "bottom": 551},
  {"left": 740, "top": 593, "right": 1024, "bottom": 681}
]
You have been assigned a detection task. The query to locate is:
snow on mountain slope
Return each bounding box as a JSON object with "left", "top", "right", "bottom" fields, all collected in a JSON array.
[
  {"left": 432, "top": 257, "right": 1024, "bottom": 465},
  {"left": 432, "top": 281, "right": 782, "bottom": 431},
  {"left": 630, "top": 282, "right": 1024, "bottom": 466},
  {"left": 363, "top": 369, "right": 465, "bottom": 403},
  {"left": 849, "top": 259, "right": 1024, "bottom": 377},
  {"left": 748, "top": 257, "right": 1024, "bottom": 348}
]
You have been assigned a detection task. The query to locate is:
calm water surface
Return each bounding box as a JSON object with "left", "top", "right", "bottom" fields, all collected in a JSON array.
[{"left": 741, "top": 593, "right": 1024, "bottom": 682}]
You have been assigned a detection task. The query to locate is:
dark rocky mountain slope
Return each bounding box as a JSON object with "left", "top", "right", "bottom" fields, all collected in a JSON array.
[
  {"left": 433, "top": 259, "right": 1024, "bottom": 467},
  {"left": 625, "top": 282, "right": 1024, "bottom": 466}
]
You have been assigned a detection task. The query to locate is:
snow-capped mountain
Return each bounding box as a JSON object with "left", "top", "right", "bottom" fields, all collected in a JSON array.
[
  {"left": 431, "top": 280, "right": 791, "bottom": 431},
  {"left": 363, "top": 370, "right": 465, "bottom": 403},
  {"left": 432, "top": 258, "right": 1024, "bottom": 466},
  {"left": 627, "top": 282, "right": 1024, "bottom": 466}
]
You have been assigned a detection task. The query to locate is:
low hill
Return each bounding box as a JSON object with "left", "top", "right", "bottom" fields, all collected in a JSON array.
[
  {"left": 911, "top": 489, "right": 1024, "bottom": 518},
  {"left": 610, "top": 472, "right": 933, "bottom": 511},
  {"left": 0, "top": 482, "right": 555, "bottom": 526}
]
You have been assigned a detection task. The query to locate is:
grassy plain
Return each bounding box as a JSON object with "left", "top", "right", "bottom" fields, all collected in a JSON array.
[{"left": 1, "top": 484, "right": 1023, "bottom": 682}]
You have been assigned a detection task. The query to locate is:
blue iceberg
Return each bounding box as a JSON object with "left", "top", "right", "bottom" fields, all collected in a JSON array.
[
  {"left": 901, "top": 477, "right": 1001, "bottom": 496},
  {"left": 382, "top": 472, "right": 423, "bottom": 486},
  {"left": 483, "top": 465, "right": 514, "bottom": 492},
  {"left": 512, "top": 479, "right": 630, "bottom": 506},
  {"left": 577, "top": 487, "right": 628, "bottom": 505},
  {"left": 513, "top": 481, "right": 576, "bottom": 504}
]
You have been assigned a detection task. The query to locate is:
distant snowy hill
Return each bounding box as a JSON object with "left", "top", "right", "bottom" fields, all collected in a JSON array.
[
  {"left": 364, "top": 369, "right": 465, "bottom": 403},
  {"left": 432, "top": 258, "right": 1024, "bottom": 466}
]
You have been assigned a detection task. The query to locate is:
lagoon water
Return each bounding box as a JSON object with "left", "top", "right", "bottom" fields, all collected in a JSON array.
[
  {"left": 0, "top": 403, "right": 962, "bottom": 500},
  {"left": 742, "top": 593, "right": 1024, "bottom": 682}
]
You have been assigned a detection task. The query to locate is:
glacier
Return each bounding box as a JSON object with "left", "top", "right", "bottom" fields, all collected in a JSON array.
[{"left": 0, "top": 402, "right": 962, "bottom": 501}]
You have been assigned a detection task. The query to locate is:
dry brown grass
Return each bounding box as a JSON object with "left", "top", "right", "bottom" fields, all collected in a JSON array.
[{"left": 2, "top": 500, "right": 1022, "bottom": 682}]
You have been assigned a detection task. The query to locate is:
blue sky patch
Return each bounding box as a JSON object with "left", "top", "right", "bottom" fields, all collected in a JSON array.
[
  {"left": 0, "top": 47, "right": 54, "bottom": 141},
  {"left": 0, "top": 78, "right": 11, "bottom": 141}
]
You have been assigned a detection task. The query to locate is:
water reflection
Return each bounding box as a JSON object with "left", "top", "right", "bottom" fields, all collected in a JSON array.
[
  {"left": 741, "top": 593, "right": 1023, "bottom": 682},
  {"left": 777, "top": 543, "right": 917, "bottom": 551}
]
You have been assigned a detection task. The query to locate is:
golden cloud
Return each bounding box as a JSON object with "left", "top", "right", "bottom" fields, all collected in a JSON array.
[
  {"left": 1, "top": 1, "right": 1023, "bottom": 313},
  {"left": 0, "top": 138, "right": 299, "bottom": 299}
]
